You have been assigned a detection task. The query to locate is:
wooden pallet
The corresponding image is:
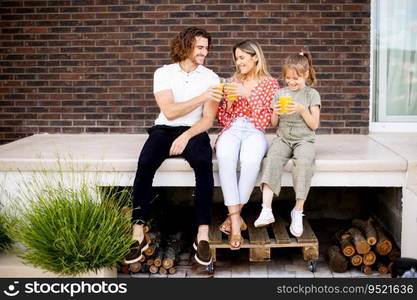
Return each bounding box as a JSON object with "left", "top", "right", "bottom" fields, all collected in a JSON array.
[{"left": 209, "top": 213, "right": 319, "bottom": 262}]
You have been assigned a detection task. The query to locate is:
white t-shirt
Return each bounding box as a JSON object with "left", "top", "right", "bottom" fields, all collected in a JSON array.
[{"left": 153, "top": 63, "right": 220, "bottom": 127}]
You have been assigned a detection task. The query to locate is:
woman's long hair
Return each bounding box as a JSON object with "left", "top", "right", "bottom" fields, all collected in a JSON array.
[
  {"left": 170, "top": 27, "right": 211, "bottom": 63},
  {"left": 232, "top": 40, "right": 271, "bottom": 81}
]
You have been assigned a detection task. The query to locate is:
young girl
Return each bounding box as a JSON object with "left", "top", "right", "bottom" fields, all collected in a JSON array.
[
  {"left": 216, "top": 40, "right": 279, "bottom": 249},
  {"left": 254, "top": 50, "right": 321, "bottom": 237}
]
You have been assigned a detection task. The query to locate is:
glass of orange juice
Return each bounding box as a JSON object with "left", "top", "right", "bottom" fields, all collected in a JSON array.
[
  {"left": 277, "top": 90, "right": 292, "bottom": 114},
  {"left": 225, "top": 83, "right": 238, "bottom": 101},
  {"left": 213, "top": 83, "right": 224, "bottom": 101}
]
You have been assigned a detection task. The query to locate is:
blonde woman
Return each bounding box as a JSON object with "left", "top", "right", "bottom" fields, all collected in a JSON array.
[{"left": 216, "top": 40, "right": 279, "bottom": 249}]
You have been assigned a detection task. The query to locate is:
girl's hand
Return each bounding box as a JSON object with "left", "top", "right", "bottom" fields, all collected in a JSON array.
[
  {"left": 286, "top": 101, "right": 307, "bottom": 114},
  {"left": 273, "top": 103, "right": 285, "bottom": 115}
]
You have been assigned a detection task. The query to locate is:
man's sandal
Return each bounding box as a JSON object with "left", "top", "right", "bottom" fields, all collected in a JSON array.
[{"left": 218, "top": 211, "right": 247, "bottom": 235}]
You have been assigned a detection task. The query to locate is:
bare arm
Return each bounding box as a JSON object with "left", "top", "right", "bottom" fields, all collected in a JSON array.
[
  {"left": 300, "top": 105, "right": 320, "bottom": 130},
  {"left": 155, "top": 87, "right": 217, "bottom": 121},
  {"left": 271, "top": 113, "right": 279, "bottom": 128},
  {"left": 288, "top": 101, "right": 320, "bottom": 130},
  {"left": 169, "top": 97, "right": 219, "bottom": 156}
]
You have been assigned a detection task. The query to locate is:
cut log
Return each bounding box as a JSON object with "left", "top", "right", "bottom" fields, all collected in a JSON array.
[
  {"left": 149, "top": 265, "right": 159, "bottom": 274},
  {"left": 361, "top": 265, "right": 373, "bottom": 275},
  {"left": 146, "top": 258, "right": 155, "bottom": 266},
  {"left": 162, "top": 232, "right": 184, "bottom": 269},
  {"left": 328, "top": 245, "right": 348, "bottom": 273},
  {"left": 341, "top": 232, "right": 351, "bottom": 240},
  {"left": 347, "top": 227, "right": 370, "bottom": 254},
  {"left": 168, "top": 267, "right": 177, "bottom": 275},
  {"left": 363, "top": 250, "right": 377, "bottom": 266},
  {"left": 374, "top": 224, "right": 393, "bottom": 255},
  {"left": 143, "top": 225, "right": 150, "bottom": 233},
  {"left": 388, "top": 248, "right": 401, "bottom": 262},
  {"left": 159, "top": 266, "right": 168, "bottom": 275},
  {"left": 350, "top": 254, "right": 363, "bottom": 267},
  {"left": 387, "top": 261, "right": 394, "bottom": 273},
  {"left": 129, "top": 262, "right": 141, "bottom": 273},
  {"left": 334, "top": 230, "right": 355, "bottom": 257},
  {"left": 154, "top": 246, "right": 165, "bottom": 267},
  {"left": 144, "top": 243, "right": 157, "bottom": 257},
  {"left": 352, "top": 218, "right": 377, "bottom": 246},
  {"left": 377, "top": 262, "right": 389, "bottom": 275},
  {"left": 139, "top": 255, "right": 146, "bottom": 263},
  {"left": 146, "top": 231, "right": 162, "bottom": 248}
]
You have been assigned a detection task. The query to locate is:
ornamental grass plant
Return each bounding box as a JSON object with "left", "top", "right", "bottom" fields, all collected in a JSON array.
[
  {"left": 10, "top": 172, "right": 134, "bottom": 276},
  {"left": 0, "top": 209, "right": 12, "bottom": 252}
]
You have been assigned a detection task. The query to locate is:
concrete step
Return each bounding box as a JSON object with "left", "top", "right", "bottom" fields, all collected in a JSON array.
[{"left": 0, "top": 253, "right": 117, "bottom": 278}]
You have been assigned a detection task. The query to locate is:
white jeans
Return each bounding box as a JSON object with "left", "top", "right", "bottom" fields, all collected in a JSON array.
[{"left": 216, "top": 117, "right": 268, "bottom": 207}]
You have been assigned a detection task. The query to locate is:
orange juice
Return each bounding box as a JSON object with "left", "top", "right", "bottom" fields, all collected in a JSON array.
[
  {"left": 278, "top": 96, "right": 292, "bottom": 113},
  {"left": 213, "top": 83, "right": 224, "bottom": 101},
  {"left": 225, "top": 83, "right": 237, "bottom": 101}
]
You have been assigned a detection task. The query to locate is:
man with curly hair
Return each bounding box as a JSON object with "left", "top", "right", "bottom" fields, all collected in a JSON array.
[{"left": 125, "top": 27, "right": 220, "bottom": 267}]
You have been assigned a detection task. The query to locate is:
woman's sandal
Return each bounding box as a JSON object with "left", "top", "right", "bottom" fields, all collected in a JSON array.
[
  {"left": 218, "top": 211, "right": 248, "bottom": 235},
  {"left": 225, "top": 211, "right": 244, "bottom": 250},
  {"left": 229, "top": 234, "right": 244, "bottom": 250}
]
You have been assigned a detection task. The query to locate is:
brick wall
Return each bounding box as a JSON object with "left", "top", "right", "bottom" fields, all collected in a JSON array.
[{"left": 0, "top": 0, "right": 370, "bottom": 145}]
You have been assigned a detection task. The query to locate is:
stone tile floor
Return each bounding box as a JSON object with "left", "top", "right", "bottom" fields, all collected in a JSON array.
[{"left": 119, "top": 219, "right": 392, "bottom": 279}]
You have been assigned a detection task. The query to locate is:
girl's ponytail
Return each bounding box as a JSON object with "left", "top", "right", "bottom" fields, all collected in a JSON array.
[{"left": 300, "top": 49, "right": 317, "bottom": 86}]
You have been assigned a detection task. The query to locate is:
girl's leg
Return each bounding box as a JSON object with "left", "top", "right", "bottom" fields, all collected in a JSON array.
[
  {"left": 290, "top": 141, "right": 315, "bottom": 237},
  {"left": 254, "top": 183, "right": 276, "bottom": 227},
  {"left": 255, "top": 138, "right": 293, "bottom": 227}
]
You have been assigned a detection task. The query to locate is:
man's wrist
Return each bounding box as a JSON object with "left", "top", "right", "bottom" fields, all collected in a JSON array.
[{"left": 181, "top": 131, "right": 192, "bottom": 140}]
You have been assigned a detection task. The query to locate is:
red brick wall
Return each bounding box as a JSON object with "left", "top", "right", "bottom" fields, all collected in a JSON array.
[{"left": 0, "top": 0, "right": 370, "bottom": 145}]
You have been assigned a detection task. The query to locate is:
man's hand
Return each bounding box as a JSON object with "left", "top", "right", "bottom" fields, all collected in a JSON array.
[
  {"left": 169, "top": 132, "right": 191, "bottom": 156},
  {"left": 201, "top": 85, "right": 222, "bottom": 103}
]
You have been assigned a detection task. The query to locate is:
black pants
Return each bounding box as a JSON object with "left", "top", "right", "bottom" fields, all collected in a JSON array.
[{"left": 132, "top": 125, "right": 214, "bottom": 226}]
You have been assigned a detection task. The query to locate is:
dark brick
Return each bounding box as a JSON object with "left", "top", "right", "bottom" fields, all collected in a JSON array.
[{"left": 0, "top": 0, "right": 372, "bottom": 144}]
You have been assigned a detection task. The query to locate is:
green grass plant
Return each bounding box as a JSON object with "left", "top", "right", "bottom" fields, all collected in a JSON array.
[
  {"left": 0, "top": 209, "right": 12, "bottom": 252},
  {"left": 11, "top": 174, "right": 134, "bottom": 276}
]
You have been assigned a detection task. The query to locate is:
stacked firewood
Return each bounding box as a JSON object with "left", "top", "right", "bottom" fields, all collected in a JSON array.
[
  {"left": 119, "top": 226, "right": 185, "bottom": 276},
  {"left": 328, "top": 218, "right": 400, "bottom": 275}
]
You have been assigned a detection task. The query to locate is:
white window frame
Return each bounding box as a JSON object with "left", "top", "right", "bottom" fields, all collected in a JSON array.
[{"left": 369, "top": 0, "right": 417, "bottom": 132}]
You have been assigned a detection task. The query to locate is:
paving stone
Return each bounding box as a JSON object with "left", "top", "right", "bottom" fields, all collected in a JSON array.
[
  {"left": 231, "top": 262, "right": 250, "bottom": 278},
  {"left": 249, "top": 262, "right": 269, "bottom": 278},
  {"left": 213, "top": 266, "right": 232, "bottom": 278},
  {"left": 130, "top": 272, "right": 150, "bottom": 278}
]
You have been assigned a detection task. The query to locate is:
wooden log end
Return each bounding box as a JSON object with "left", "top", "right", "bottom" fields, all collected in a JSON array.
[{"left": 350, "top": 255, "right": 363, "bottom": 267}]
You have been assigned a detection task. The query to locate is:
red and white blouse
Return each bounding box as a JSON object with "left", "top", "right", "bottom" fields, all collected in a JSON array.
[{"left": 217, "top": 76, "right": 279, "bottom": 137}]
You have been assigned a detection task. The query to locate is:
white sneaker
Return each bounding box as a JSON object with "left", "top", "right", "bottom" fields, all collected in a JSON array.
[
  {"left": 254, "top": 206, "right": 275, "bottom": 228},
  {"left": 290, "top": 209, "right": 304, "bottom": 237}
]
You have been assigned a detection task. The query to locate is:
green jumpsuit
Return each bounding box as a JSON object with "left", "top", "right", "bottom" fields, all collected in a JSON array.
[{"left": 260, "top": 86, "right": 321, "bottom": 200}]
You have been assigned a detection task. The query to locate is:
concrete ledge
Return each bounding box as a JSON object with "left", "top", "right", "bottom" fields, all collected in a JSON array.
[
  {"left": 0, "top": 253, "right": 117, "bottom": 278},
  {"left": 0, "top": 133, "right": 407, "bottom": 172}
]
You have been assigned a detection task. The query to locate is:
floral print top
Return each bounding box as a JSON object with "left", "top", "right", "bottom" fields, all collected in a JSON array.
[{"left": 217, "top": 77, "right": 279, "bottom": 137}]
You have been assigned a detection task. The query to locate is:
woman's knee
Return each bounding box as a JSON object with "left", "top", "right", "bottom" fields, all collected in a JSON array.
[{"left": 240, "top": 157, "right": 262, "bottom": 171}]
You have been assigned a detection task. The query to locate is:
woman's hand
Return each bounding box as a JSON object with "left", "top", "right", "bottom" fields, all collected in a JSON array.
[{"left": 225, "top": 83, "right": 250, "bottom": 99}]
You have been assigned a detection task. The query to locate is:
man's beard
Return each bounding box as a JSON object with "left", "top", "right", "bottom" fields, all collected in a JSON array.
[{"left": 191, "top": 55, "right": 205, "bottom": 65}]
